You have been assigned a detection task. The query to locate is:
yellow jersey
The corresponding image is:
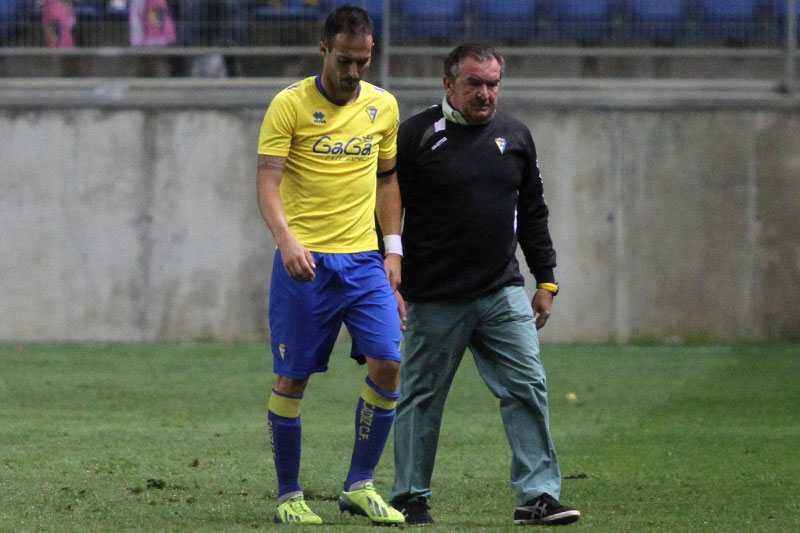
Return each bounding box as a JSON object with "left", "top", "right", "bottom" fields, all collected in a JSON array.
[{"left": 258, "top": 76, "right": 400, "bottom": 253}]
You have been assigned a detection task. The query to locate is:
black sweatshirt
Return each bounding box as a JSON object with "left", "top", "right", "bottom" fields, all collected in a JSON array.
[{"left": 397, "top": 104, "right": 556, "bottom": 303}]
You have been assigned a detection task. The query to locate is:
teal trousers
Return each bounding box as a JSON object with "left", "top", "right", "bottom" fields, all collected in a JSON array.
[{"left": 390, "top": 286, "right": 562, "bottom": 507}]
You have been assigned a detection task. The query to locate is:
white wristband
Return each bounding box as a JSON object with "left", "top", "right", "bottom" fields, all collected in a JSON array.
[{"left": 383, "top": 234, "right": 403, "bottom": 257}]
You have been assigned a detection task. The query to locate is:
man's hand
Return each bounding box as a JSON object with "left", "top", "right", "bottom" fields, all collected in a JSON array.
[
  {"left": 256, "top": 154, "right": 317, "bottom": 281},
  {"left": 384, "top": 254, "right": 406, "bottom": 331},
  {"left": 532, "top": 289, "right": 554, "bottom": 330},
  {"left": 394, "top": 289, "right": 407, "bottom": 332},
  {"left": 384, "top": 253, "right": 402, "bottom": 291},
  {"left": 278, "top": 234, "right": 316, "bottom": 282}
]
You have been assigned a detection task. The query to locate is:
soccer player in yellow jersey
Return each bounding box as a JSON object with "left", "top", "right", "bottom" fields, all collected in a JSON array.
[{"left": 256, "top": 6, "right": 405, "bottom": 526}]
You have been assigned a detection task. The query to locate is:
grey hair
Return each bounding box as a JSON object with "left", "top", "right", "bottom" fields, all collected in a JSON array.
[{"left": 444, "top": 42, "right": 505, "bottom": 81}]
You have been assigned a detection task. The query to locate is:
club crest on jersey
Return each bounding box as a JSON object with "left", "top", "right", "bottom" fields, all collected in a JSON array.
[
  {"left": 495, "top": 137, "right": 507, "bottom": 154},
  {"left": 365, "top": 106, "right": 378, "bottom": 123},
  {"left": 313, "top": 111, "right": 326, "bottom": 124}
]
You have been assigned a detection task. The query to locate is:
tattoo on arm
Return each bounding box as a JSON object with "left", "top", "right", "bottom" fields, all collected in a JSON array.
[{"left": 258, "top": 155, "right": 285, "bottom": 172}]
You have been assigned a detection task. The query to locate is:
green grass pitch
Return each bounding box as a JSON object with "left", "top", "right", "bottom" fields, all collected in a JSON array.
[{"left": 1, "top": 341, "right": 799, "bottom": 531}]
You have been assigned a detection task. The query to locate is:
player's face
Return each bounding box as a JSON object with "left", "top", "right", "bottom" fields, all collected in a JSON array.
[
  {"left": 444, "top": 56, "right": 501, "bottom": 125},
  {"left": 320, "top": 32, "right": 373, "bottom": 103}
]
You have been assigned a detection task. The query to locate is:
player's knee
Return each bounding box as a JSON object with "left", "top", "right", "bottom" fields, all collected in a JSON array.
[
  {"left": 366, "top": 358, "right": 400, "bottom": 392},
  {"left": 274, "top": 375, "right": 309, "bottom": 397}
]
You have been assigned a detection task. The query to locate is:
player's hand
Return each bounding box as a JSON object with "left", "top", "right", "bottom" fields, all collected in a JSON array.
[
  {"left": 532, "top": 289, "right": 554, "bottom": 330},
  {"left": 279, "top": 236, "right": 316, "bottom": 282},
  {"left": 394, "top": 290, "right": 407, "bottom": 332},
  {"left": 384, "top": 253, "right": 402, "bottom": 291}
]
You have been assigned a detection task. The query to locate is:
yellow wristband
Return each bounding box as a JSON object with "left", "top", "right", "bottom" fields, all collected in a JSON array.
[{"left": 537, "top": 282, "right": 559, "bottom": 295}]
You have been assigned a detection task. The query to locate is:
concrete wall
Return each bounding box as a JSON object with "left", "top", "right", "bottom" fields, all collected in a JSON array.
[{"left": 2, "top": 81, "right": 799, "bottom": 342}]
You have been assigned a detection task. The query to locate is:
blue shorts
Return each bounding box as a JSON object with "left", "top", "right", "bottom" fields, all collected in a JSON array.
[{"left": 269, "top": 250, "right": 402, "bottom": 379}]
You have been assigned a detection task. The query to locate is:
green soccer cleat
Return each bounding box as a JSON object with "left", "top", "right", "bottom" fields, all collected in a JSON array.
[
  {"left": 274, "top": 493, "right": 323, "bottom": 525},
  {"left": 338, "top": 482, "right": 405, "bottom": 525}
]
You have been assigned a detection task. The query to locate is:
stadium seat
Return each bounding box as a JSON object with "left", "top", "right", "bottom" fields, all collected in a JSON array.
[
  {"left": 626, "top": 0, "right": 687, "bottom": 41},
  {"left": 250, "top": 0, "right": 323, "bottom": 45},
  {"left": 399, "top": 0, "right": 464, "bottom": 44},
  {"left": 252, "top": 0, "right": 323, "bottom": 19},
  {"left": 74, "top": 0, "right": 104, "bottom": 19},
  {"left": 70, "top": 0, "right": 126, "bottom": 19},
  {"left": 472, "top": 0, "right": 536, "bottom": 43},
  {"left": 695, "top": 0, "right": 760, "bottom": 43},
  {"left": 775, "top": 0, "right": 800, "bottom": 38},
  {"left": 548, "top": 0, "right": 612, "bottom": 43},
  {"left": 0, "top": 0, "right": 18, "bottom": 43}
]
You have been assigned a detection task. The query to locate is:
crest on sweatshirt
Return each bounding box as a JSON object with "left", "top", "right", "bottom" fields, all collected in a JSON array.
[{"left": 495, "top": 137, "right": 507, "bottom": 154}]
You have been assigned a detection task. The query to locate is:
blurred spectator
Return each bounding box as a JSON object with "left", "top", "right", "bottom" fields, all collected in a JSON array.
[
  {"left": 175, "top": 0, "right": 245, "bottom": 46},
  {"left": 130, "top": 0, "right": 177, "bottom": 46},
  {"left": 42, "top": 0, "right": 75, "bottom": 47},
  {"left": 174, "top": 0, "right": 200, "bottom": 45},
  {"left": 211, "top": 0, "right": 245, "bottom": 46},
  {"left": 175, "top": 0, "right": 247, "bottom": 77}
]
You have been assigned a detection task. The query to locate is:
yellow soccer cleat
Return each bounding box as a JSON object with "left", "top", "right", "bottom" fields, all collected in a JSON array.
[
  {"left": 338, "top": 482, "right": 405, "bottom": 525},
  {"left": 274, "top": 493, "right": 323, "bottom": 525}
]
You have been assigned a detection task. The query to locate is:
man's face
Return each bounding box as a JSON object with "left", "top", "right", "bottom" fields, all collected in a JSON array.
[
  {"left": 320, "top": 32, "right": 373, "bottom": 97},
  {"left": 444, "top": 56, "right": 501, "bottom": 125}
]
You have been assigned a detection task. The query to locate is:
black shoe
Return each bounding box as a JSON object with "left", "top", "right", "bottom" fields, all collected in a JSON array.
[
  {"left": 395, "top": 500, "right": 434, "bottom": 526},
  {"left": 514, "top": 493, "right": 580, "bottom": 526}
]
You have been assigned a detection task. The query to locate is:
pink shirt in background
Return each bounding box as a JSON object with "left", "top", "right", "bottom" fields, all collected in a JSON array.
[
  {"left": 42, "top": 0, "right": 76, "bottom": 48},
  {"left": 129, "top": 0, "right": 177, "bottom": 47}
]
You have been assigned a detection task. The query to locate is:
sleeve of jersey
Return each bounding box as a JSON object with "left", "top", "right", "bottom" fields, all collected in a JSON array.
[
  {"left": 377, "top": 95, "right": 400, "bottom": 160},
  {"left": 517, "top": 130, "right": 557, "bottom": 284},
  {"left": 257, "top": 91, "right": 295, "bottom": 157}
]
